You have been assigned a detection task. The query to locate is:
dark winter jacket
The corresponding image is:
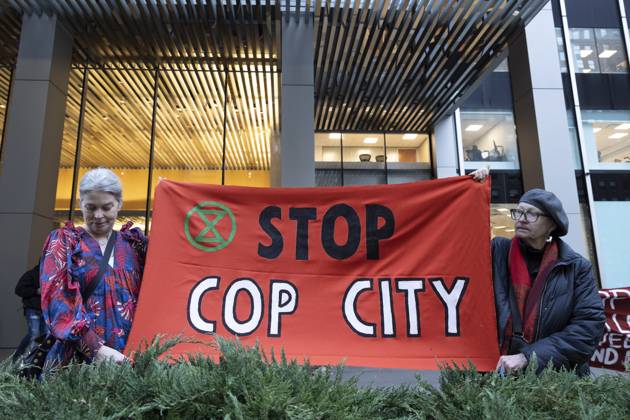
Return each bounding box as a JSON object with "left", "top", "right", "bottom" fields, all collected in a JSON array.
[
  {"left": 492, "top": 237, "right": 605, "bottom": 375},
  {"left": 14, "top": 265, "right": 41, "bottom": 311}
]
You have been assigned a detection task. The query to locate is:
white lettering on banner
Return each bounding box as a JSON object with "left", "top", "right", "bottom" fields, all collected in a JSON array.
[
  {"left": 189, "top": 276, "right": 469, "bottom": 339},
  {"left": 396, "top": 279, "right": 425, "bottom": 337},
  {"left": 268, "top": 281, "right": 299, "bottom": 337},
  {"left": 223, "top": 279, "right": 264, "bottom": 335},
  {"left": 343, "top": 279, "right": 377, "bottom": 337},
  {"left": 593, "top": 348, "right": 619, "bottom": 365},
  {"left": 342, "top": 277, "right": 469, "bottom": 338},
  {"left": 188, "top": 276, "right": 220, "bottom": 333},
  {"left": 598, "top": 333, "right": 630, "bottom": 349},
  {"left": 188, "top": 276, "right": 300, "bottom": 337},
  {"left": 430, "top": 278, "right": 469, "bottom": 336}
]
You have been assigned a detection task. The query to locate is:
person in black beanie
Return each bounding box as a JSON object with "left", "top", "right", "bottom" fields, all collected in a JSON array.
[
  {"left": 13, "top": 264, "right": 47, "bottom": 362},
  {"left": 472, "top": 168, "right": 605, "bottom": 375}
]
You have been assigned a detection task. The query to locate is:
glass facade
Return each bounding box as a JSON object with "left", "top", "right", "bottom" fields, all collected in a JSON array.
[
  {"left": 490, "top": 204, "right": 518, "bottom": 239},
  {"left": 569, "top": 28, "right": 628, "bottom": 74},
  {"left": 581, "top": 110, "right": 630, "bottom": 168},
  {"left": 555, "top": 0, "right": 630, "bottom": 286},
  {"left": 314, "top": 132, "right": 431, "bottom": 186},
  {"left": 55, "top": 64, "right": 278, "bottom": 232},
  {"left": 593, "top": 201, "right": 630, "bottom": 288},
  {"left": 0, "top": 67, "right": 11, "bottom": 161},
  {"left": 460, "top": 110, "right": 519, "bottom": 170}
]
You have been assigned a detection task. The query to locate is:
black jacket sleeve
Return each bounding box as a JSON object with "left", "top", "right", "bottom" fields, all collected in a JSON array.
[
  {"left": 521, "top": 259, "right": 605, "bottom": 373},
  {"left": 14, "top": 265, "right": 40, "bottom": 299}
]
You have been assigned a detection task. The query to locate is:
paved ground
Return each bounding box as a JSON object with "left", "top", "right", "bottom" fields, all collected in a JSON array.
[{"left": 340, "top": 366, "right": 441, "bottom": 388}]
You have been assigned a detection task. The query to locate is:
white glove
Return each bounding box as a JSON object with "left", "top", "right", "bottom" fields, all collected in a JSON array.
[{"left": 94, "top": 345, "right": 128, "bottom": 363}]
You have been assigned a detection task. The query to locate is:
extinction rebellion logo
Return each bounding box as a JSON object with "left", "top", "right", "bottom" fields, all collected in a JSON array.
[{"left": 184, "top": 201, "right": 236, "bottom": 252}]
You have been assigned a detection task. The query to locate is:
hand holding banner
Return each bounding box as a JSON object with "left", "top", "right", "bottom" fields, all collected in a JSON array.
[{"left": 126, "top": 176, "right": 498, "bottom": 370}]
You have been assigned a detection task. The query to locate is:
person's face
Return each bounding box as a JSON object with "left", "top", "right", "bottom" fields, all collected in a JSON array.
[
  {"left": 80, "top": 191, "right": 121, "bottom": 237},
  {"left": 513, "top": 202, "right": 557, "bottom": 243}
]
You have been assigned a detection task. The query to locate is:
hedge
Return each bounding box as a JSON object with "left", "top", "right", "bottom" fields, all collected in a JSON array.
[{"left": 1, "top": 337, "right": 628, "bottom": 419}]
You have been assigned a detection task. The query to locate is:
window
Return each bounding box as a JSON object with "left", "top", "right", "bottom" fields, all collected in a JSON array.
[
  {"left": 566, "top": 109, "right": 582, "bottom": 169},
  {"left": 593, "top": 201, "right": 630, "bottom": 288},
  {"left": 384, "top": 133, "right": 431, "bottom": 184},
  {"left": 555, "top": 28, "right": 568, "bottom": 73},
  {"left": 581, "top": 110, "right": 630, "bottom": 168},
  {"left": 0, "top": 67, "right": 10, "bottom": 159},
  {"left": 569, "top": 28, "right": 628, "bottom": 74},
  {"left": 491, "top": 204, "right": 517, "bottom": 239},
  {"left": 340, "top": 133, "right": 387, "bottom": 186},
  {"left": 461, "top": 110, "right": 519, "bottom": 170},
  {"left": 594, "top": 29, "right": 628, "bottom": 73},
  {"left": 315, "top": 132, "right": 343, "bottom": 186},
  {"left": 314, "top": 132, "right": 431, "bottom": 186}
]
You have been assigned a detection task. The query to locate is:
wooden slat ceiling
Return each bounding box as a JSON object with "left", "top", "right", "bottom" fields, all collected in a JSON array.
[
  {"left": 1, "top": 0, "right": 546, "bottom": 170},
  {"left": 313, "top": 0, "right": 546, "bottom": 132}
]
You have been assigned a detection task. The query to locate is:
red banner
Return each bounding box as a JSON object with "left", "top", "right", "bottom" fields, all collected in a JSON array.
[
  {"left": 126, "top": 176, "right": 498, "bottom": 370},
  {"left": 590, "top": 288, "right": 630, "bottom": 371}
]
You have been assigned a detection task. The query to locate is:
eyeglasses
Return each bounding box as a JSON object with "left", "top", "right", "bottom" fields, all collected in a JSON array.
[{"left": 510, "top": 208, "right": 547, "bottom": 223}]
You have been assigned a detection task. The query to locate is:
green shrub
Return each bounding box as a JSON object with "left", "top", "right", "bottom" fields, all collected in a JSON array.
[{"left": 1, "top": 337, "right": 628, "bottom": 419}]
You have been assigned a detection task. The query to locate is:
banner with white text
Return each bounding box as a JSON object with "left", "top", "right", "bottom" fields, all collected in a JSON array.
[
  {"left": 590, "top": 288, "right": 630, "bottom": 371},
  {"left": 126, "top": 176, "right": 498, "bottom": 370}
]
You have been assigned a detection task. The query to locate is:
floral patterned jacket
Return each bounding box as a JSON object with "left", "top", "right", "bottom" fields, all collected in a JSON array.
[{"left": 40, "top": 222, "right": 147, "bottom": 371}]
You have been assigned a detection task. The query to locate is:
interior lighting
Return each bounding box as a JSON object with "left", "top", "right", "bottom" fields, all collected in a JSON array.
[
  {"left": 608, "top": 133, "right": 628, "bottom": 139},
  {"left": 402, "top": 133, "right": 418, "bottom": 140},
  {"left": 329, "top": 133, "right": 342, "bottom": 140},
  {"left": 599, "top": 50, "right": 617, "bottom": 58},
  {"left": 593, "top": 127, "right": 602, "bottom": 133},
  {"left": 583, "top": 68, "right": 592, "bottom": 73},
  {"left": 494, "top": 226, "right": 507, "bottom": 229},
  {"left": 465, "top": 124, "right": 484, "bottom": 132},
  {"left": 496, "top": 208, "right": 509, "bottom": 212},
  {"left": 363, "top": 137, "right": 378, "bottom": 144},
  {"left": 579, "top": 49, "right": 592, "bottom": 58},
  {"left": 0, "top": 104, "right": 5, "bottom": 108},
  {"left": 614, "top": 123, "right": 630, "bottom": 130}
]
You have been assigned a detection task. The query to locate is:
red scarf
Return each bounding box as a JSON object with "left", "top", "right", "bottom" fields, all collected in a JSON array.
[{"left": 501, "top": 237, "right": 558, "bottom": 355}]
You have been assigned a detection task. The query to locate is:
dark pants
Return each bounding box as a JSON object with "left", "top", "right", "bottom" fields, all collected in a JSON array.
[{"left": 13, "top": 308, "right": 47, "bottom": 362}]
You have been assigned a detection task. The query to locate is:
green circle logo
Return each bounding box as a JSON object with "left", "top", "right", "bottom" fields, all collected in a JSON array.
[{"left": 184, "top": 201, "right": 236, "bottom": 252}]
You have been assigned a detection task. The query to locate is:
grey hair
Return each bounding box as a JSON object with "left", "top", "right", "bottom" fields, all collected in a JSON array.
[{"left": 79, "top": 168, "right": 123, "bottom": 203}]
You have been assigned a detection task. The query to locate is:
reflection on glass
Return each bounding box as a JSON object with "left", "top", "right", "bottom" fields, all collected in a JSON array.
[
  {"left": 594, "top": 29, "right": 628, "bottom": 74},
  {"left": 76, "top": 68, "right": 155, "bottom": 231},
  {"left": 315, "top": 132, "right": 343, "bottom": 186},
  {"left": 54, "top": 68, "right": 84, "bottom": 217},
  {"left": 151, "top": 66, "right": 223, "bottom": 199},
  {"left": 385, "top": 133, "right": 432, "bottom": 184},
  {"left": 593, "top": 201, "right": 630, "bottom": 288},
  {"left": 0, "top": 67, "right": 11, "bottom": 158},
  {"left": 570, "top": 28, "right": 628, "bottom": 74},
  {"left": 570, "top": 28, "right": 600, "bottom": 73},
  {"left": 342, "top": 133, "right": 386, "bottom": 185},
  {"left": 566, "top": 109, "right": 582, "bottom": 169},
  {"left": 461, "top": 110, "right": 519, "bottom": 170},
  {"left": 582, "top": 110, "right": 630, "bottom": 168},
  {"left": 491, "top": 204, "right": 517, "bottom": 239},
  {"left": 555, "top": 28, "right": 568, "bottom": 73},
  {"left": 223, "top": 66, "right": 276, "bottom": 187},
  {"left": 493, "top": 58, "right": 509, "bottom": 73}
]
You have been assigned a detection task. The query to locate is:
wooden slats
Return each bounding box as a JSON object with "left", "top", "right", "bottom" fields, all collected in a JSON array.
[
  {"left": 1, "top": 0, "right": 547, "bottom": 172},
  {"left": 314, "top": 0, "right": 548, "bottom": 132}
]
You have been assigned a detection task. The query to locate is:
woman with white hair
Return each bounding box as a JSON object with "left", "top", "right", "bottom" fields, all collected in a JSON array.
[{"left": 39, "top": 168, "right": 147, "bottom": 371}]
